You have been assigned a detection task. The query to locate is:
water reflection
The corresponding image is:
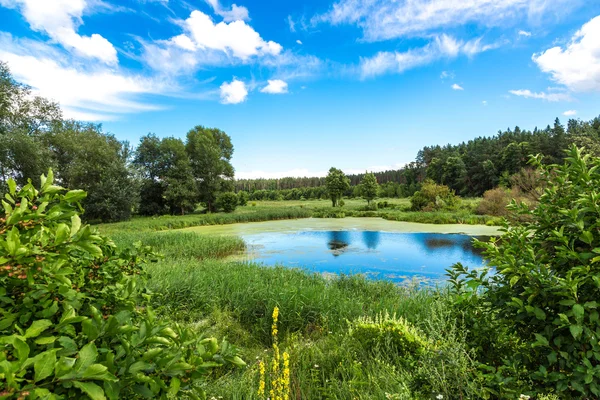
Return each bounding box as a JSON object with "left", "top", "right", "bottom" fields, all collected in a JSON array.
[
  {"left": 244, "top": 230, "right": 491, "bottom": 284},
  {"left": 362, "top": 231, "right": 381, "bottom": 250},
  {"left": 327, "top": 231, "right": 350, "bottom": 256}
]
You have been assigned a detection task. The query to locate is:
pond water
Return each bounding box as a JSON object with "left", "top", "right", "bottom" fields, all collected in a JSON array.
[
  {"left": 182, "top": 218, "right": 499, "bottom": 284},
  {"left": 241, "top": 230, "right": 490, "bottom": 284}
]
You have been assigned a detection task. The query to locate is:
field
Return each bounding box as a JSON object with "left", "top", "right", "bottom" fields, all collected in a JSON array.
[
  {"left": 98, "top": 197, "right": 500, "bottom": 236},
  {"left": 92, "top": 198, "right": 501, "bottom": 399},
  {"left": 103, "top": 221, "right": 483, "bottom": 399}
]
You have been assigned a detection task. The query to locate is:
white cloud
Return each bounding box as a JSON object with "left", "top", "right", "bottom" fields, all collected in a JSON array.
[
  {"left": 440, "top": 70, "right": 454, "bottom": 79},
  {"left": 313, "top": 0, "right": 573, "bottom": 41},
  {"left": 518, "top": 30, "right": 532, "bottom": 36},
  {"left": 359, "top": 34, "right": 497, "bottom": 78},
  {"left": 220, "top": 78, "right": 247, "bottom": 104},
  {"left": 532, "top": 15, "right": 600, "bottom": 92},
  {"left": 451, "top": 83, "right": 464, "bottom": 90},
  {"left": 508, "top": 89, "right": 572, "bottom": 102},
  {"left": 0, "top": 35, "right": 165, "bottom": 121},
  {"left": 0, "top": 0, "right": 117, "bottom": 64},
  {"left": 296, "top": 39, "right": 303, "bottom": 45},
  {"left": 287, "top": 15, "right": 296, "bottom": 32},
  {"left": 146, "top": 10, "right": 282, "bottom": 73},
  {"left": 205, "top": 0, "right": 249, "bottom": 22},
  {"left": 482, "top": 100, "right": 487, "bottom": 105},
  {"left": 563, "top": 110, "right": 577, "bottom": 116},
  {"left": 260, "top": 79, "right": 288, "bottom": 94}
]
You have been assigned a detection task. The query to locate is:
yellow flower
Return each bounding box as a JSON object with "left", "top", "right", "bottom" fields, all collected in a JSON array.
[{"left": 258, "top": 360, "right": 266, "bottom": 397}]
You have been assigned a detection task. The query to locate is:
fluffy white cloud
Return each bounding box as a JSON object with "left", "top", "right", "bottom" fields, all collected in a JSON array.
[
  {"left": 508, "top": 89, "right": 572, "bottom": 102},
  {"left": 519, "top": 30, "right": 532, "bottom": 36},
  {"left": 0, "top": 34, "right": 164, "bottom": 121},
  {"left": 533, "top": 15, "right": 600, "bottom": 92},
  {"left": 0, "top": 0, "right": 117, "bottom": 64},
  {"left": 147, "top": 10, "right": 282, "bottom": 72},
  {"left": 296, "top": 39, "right": 303, "bottom": 45},
  {"left": 563, "top": 110, "right": 577, "bottom": 116},
  {"left": 313, "top": 0, "right": 572, "bottom": 41},
  {"left": 359, "top": 34, "right": 497, "bottom": 78},
  {"left": 205, "top": 0, "right": 249, "bottom": 22},
  {"left": 220, "top": 78, "right": 248, "bottom": 104},
  {"left": 451, "top": 83, "right": 464, "bottom": 90},
  {"left": 261, "top": 79, "right": 288, "bottom": 94}
]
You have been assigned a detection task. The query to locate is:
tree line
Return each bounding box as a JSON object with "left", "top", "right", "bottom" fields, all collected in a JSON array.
[
  {"left": 235, "top": 116, "right": 600, "bottom": 200},
  {"left": 1, "top": 61, "right": 235, "bottom": 222}
]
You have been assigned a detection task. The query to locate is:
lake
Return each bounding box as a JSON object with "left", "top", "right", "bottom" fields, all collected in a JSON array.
[
  {"left": 241, "top": 230, "right": 489, "bottom": 284},
  {"left": 183, "top": 218, "right": 498, "bottom": 284}
]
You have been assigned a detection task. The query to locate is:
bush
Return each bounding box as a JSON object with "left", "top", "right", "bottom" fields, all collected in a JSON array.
[
  {"left": 348, "top": 312, "right": 427, "bottom": 360},
  {"left": 448, "top": 147, "right": 600, "bottom": 397},
  {"left": 0, "top": 171, "right": 243, "bottom": 399},
  {"left": 476, "top": 187, "right": 511, "bottom": 216},
  {"left": 216, "top": 191, "right": 238, "bottom": 213},
  {"left": 237, "top": 191, "right": 249, "bottom": 207},
  {"left": 338, "top": 199, "right": 345, "bottom": 207},
  {"left": 410, "top": 180, "right": 460, "bottom": 211}
]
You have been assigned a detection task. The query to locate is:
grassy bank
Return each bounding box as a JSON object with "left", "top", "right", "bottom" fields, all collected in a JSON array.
[
  {"left": 98, "top": 197, "right": 500, "bottom": 236},
  {"left": 107, "top": 227, "right": 483, "bottom": 399}
]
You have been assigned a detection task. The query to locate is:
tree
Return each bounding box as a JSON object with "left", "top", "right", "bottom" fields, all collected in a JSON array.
[
  {"left": 0, "top": 61, "right": 61, "bottom": 189},
  {"left": 133, "top": 134, "right": 166, "bottom": 215},
  {"left": 325, "top": 167, "right": 350, "bottom": 207},
  {"left": 359, "top": 172, "right": 379, "bottom": 205},
  {"left": 186, "top": 126, "right": 234, "bottom": 212},
  {"left": 216, "top": 191, "right": 238, "bottom": 213},
  {"left": 45, "top": 121, "right": 137, "bottom": 222},
  {"left": 161, "top": 137, "right": 198, "bottom": 215},
  {"left": 238, "top": 190, "right": 249, "bottom": 206}
]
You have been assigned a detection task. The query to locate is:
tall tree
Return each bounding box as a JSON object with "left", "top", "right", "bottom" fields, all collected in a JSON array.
[
  {"left": 185, "top": 126, "right": 234, "bottom": 212},
  {"left": 325, "top": 167, "right": 350, "bottom": 207},
  {"left": 359, "top": 172, "right": 379, "bottom": 205},
  {"left": 161, "top": 137, "right": 197, "bottom": 215}
]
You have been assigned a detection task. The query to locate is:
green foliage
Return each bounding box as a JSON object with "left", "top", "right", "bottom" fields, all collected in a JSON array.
[
  {"left": 448, "top": 146, "right": 600, "bottom": 397},
  {"left": 0, "top": 171, "right": 242, "bottom": 399},
  {"left": 410, "top": 180, "right": 460, "bottom": 211},
  {"left": 359, "top": 172, "right": 379, "bottom": 205},
  {"left": 476, "top": 187, "right": 511, "bottom": 216},
  {"left": 216, "top": 192, "right": 238, "bottom": 213},
  {"left": 186, "top": 126, "right": 234, "bottom": 212},
  {"left": 348, "top": 312, "right": 427, "bottom": 359},
  {"left": 325, "top": 168, "right": 350, "bottom": 207},
  {"left": 237, "top": 191, "right": 249, "bottom": 207}
]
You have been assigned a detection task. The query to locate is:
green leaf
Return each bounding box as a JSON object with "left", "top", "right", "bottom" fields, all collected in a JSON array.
[
  {"left": 128, "top": 361, "right": 152, "bottom": 374},
  {"left": 8, "top": 179, "right": 16, "bottom": 196},
  {"left": 570, "top": 325, "right": 583, "bottom": 339},
  {"left": 73, "top": 381, "right": 106, "bottom": 400},
  {"left": 168, "top": 377, "right": 181, "bottom": 397},
  {"left": 82, "top": 319, "right": 99, "bottom": 341},
  {"left": 35, "top": 336, "right": 57, "bottom": 345},
  {"left": 71, "top": 215, "right": 82, "bottom": 236},
  {"left": 76, "top": 342, "right": 98, "bottom": 373},
  {"left": 573, "top": 304, "right": 585, "bottom": 322},
  {"left": 82, "top": 364, "right": 117, "bottom": 381},
  {"left": 104, "top": 381, "right": 120, "bottom": 400},
  {"left": 34, "top": 350, "right": 57, "bottom": 382},
  {"left": 25, "top": 319, "right": 53, "bottom": 338},
  {"left": 533, "top": 333, "right": 549, "bottom": 347},
  {"left": 64, "top": 190, "right": 87, "bottom": 203},
  {"left": 55, "top": 223, "right": 70, "bottom": 245},
  {"left": 13, "top": 337, "right": 30, "bottom": 361}
]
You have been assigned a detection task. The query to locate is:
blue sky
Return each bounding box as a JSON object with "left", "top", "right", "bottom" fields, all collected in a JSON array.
[{"left": 1, "top": 0, "right": 600, "bottom": 178}]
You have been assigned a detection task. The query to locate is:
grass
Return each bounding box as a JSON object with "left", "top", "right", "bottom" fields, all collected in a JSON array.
[
  {"left": 98, "top": 196, "right": 500, "bottom": 236},
  {"left": 102, "top": 224, "right": 486, "bottom": 399}
]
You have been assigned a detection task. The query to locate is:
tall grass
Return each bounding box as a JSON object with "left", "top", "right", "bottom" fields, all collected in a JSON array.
[{"left": 111, "top": 231, "right": 245, "bottom": 260}]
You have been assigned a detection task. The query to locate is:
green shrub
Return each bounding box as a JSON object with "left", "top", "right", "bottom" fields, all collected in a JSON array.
[
  {"left": 0, "top": 171, "right": 243, "bottom": 399},
  {"left": 448, "top": 146, "right": 600, "bottom": 397},
  {"left": 237, "top": 191, "right": 249, "bottom": 207},
  {"left": 216, "top": 192, "right": 238, "bottom": 213},
  {"left": 410, "top": 180, "right": 460, "bottom": 211},
  {"left": 348, "top": 312, "right": 427, "bottom": 359}
]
